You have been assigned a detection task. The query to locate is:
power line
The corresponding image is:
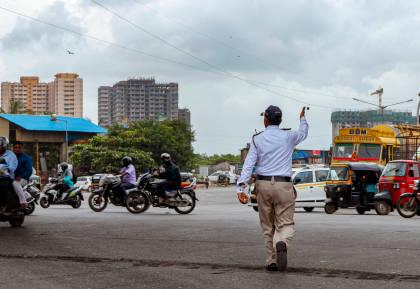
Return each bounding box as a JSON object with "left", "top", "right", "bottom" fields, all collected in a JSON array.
[
  {"left": 90, "top": 0, "right": 337, "bottom": 109},
  {"left": 0, "top": 5, "right": 215, "bottom": 74},
  {"left": 121, "top": 0, "right": 354, "bottom": 101},
  {"left": 0, "top": 4, "right": 336, "bottom": 109}
]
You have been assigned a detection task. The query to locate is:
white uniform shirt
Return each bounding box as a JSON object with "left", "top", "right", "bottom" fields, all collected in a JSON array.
[{"left": 238, "top": 117, "right": 309, "bottom": 184}]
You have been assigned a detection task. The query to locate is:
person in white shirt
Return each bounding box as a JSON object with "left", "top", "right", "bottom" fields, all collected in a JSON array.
[{"left": 237, "top": 105, "right": 309, "bottom": 272}]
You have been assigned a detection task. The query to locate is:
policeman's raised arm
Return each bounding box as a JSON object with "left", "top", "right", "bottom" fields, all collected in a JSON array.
[
  {"left": 237, "top": 141, "right": 258, "bottom": 186},
  {"left": 290, "top": 107, "right": 309, "bottom": 146}
]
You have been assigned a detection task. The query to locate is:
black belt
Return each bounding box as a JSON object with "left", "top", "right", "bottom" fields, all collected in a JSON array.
[{"left": 256, "top": 175, "right": 291, "bottom": 182}]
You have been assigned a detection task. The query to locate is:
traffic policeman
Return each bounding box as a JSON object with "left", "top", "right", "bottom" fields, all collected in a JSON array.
[{"left": 237, "top": 105, "right": 308, "bottom": 272}]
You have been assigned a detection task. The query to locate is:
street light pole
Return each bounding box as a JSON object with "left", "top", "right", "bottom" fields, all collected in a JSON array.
[
  {"left": 51, "top": 114, "right": 69, "bottom": 162},
  {"left": 65, "top": 119, "right": 68, "bottom": 162}
]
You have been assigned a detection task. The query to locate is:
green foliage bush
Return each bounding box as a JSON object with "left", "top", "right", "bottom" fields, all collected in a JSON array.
[{"left": 70, "top": 120, "right": 194, "bottom": 173}]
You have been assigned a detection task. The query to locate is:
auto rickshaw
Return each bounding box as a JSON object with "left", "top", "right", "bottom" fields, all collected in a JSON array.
[
  {"left": 374, "top": 160, "right": 420, "bottom": 215},
  {"left": 324, "top": 162, "right": 383, "bottom": 215}
]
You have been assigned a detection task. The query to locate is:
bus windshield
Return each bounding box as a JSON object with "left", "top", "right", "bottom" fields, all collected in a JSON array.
[
  {"left": 359, "top": 144, "right": 381, "bottom": 159},
  {"left": 382, "top": 162, "right": 406, "bottom": 177},
  {"left": 333, "top": 143, "right": 353, "bottom": 158},
  {"left": 327, "top": 167, "right": 349, "bottom": 181}
]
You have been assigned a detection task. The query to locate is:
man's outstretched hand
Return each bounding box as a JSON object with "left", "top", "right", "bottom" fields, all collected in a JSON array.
[
  {"left": 237, "top": 192, "right": 249, "bottom": 204},
  {"left": 237, "top": 182, "right": 249, "bottom": 204},
  {"left": 300, "top": 106, "right": 306, "bottom": 118}
]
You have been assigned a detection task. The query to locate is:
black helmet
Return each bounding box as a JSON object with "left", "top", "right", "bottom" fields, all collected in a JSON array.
[
  {"left": 122, "top": 156, "right": 132, "bottom": 166},
  {"left": 60, "top": 162, "right": 68, "bottom": 171}
]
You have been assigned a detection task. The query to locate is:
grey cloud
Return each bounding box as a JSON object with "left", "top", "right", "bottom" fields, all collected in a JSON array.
[{"left": 1, "top": 1, "right": 84, "bottom": 51}]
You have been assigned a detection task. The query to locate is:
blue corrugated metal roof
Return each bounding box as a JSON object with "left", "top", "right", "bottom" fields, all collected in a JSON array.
[{"left": 0, "top": 114, "right": 107, "bottom": 134}]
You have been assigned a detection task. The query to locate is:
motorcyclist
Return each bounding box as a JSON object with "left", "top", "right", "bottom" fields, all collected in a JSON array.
[
  {"left": 13, "top": 141, "right": 33, "bottom": 203},
  {"left": 119, "top": 156, "right": 137, "bottom": 190},
  {"left": 0, "top": 137, "right": 23, "bottom": 207},
  {"left": 156, "top": 153, "right": 181, "bottom": 200},
  {"left": 56, "top": 162, "right": 74, "bottom": 199}
]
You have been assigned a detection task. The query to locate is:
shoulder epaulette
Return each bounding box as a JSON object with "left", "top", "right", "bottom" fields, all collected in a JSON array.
[
  {"left": 252, "top": 130, "right": 263, "bottom": 148},
  {"left": 281, "top": 128, "right": 291, "bottom": 131}
]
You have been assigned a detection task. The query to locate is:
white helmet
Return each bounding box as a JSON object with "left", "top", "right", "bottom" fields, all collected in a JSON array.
[
  {"left": 0, "top": 136, "right": 9, "bottom": 150},
  {"left": 160, "top": 153, "right": 171, "bottom": 161}
]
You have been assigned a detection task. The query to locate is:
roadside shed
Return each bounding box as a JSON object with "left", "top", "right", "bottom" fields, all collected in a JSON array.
[{"left": 0, "top": 114, "right": 106, "bottom": 174}]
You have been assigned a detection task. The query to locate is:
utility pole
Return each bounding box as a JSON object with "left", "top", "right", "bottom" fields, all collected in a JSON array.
[{"left": 417, "top": 93, "right": 420, "bottom": 125}]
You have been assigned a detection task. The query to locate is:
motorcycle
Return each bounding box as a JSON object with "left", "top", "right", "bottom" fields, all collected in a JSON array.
[
  {"left": 0, "top": 177, "right": 25, "bottom": 227},
  {"left": 126, "top": 173, "right": 197, "bottom": 215},
  {"left": 396, "top": 180, "right": 420, "bottom": 218},
  {"left": 88, "top": 174, "right": 146, "bottom": 214},
  {"left": 39, "top": 177, "right": 84, "bottom": 209},
  {"left": 23, "top": 181, "right": 41, "bottom": 215}
]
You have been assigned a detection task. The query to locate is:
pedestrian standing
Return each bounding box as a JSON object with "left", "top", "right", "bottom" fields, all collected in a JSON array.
[{"left": 237, "top": 105, "right": 309, "bottom": 272}]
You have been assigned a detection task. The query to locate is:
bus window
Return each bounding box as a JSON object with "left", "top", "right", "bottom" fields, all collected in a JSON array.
[
  {"left": 333, "top": 143, "right": 353, "bottom": 158},
  {"left": 382, "top": 146, "right": 390, "bottom": 162},
  {"left": 359, "top": 144, "right": 381, "bottom": 160}
]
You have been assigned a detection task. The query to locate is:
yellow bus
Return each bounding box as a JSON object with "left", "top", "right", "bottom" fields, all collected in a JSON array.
[{"left": 332, "top": 124, "right": 420, "bottom": 165}]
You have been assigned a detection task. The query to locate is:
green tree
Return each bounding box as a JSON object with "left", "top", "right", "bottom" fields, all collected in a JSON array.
[
  {"left": 70, "top": 120, "right": 195, "bottom": 173},
  {"left": 9, "top": 99, "right": 23, "bottom": 114},
  {"left": 192, "top": 153, "right": 241, "bottom": 167}
]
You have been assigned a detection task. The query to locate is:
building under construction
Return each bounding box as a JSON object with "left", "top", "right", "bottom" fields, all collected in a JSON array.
[{"left": 331, "top": 109, "right": 416, "bottom": 139}]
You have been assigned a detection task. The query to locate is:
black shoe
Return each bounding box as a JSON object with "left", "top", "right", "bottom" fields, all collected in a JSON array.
[
  {"left": 266, "top": 263, "right": 278, "bottom": 272},
  {"left": 276, "top": 241, "right": 287, "bottom": 272}
]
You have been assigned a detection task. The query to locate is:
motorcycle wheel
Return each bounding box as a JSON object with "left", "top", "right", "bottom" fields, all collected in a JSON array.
[
  {"left": 40, "top": 197, "right": 50, "bottom": 208},
  {"left": 174, "top": 192, "right": 196, "bottom": 215},
  {"left": 71, "top": 195, "right": 82, "bottom": 209},
  {"left": 9, "top": 212, "right": 24, "bottom": 227},
  {"left": 24, "top": 202, "right": 36, "bottom": 216},
  {"left": 397, "top": 195, "right": 418, "bottom": 218},
  {"left": 126, "top": 191, "right": 149, "bottom": 214},
  {"left": 89, "top": 192, "right": 108, "bottom": 212}
]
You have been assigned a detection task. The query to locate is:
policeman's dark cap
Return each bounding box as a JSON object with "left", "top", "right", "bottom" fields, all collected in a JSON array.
[{"left": 260, "top": 105, "right": 282, "bottom": 122}]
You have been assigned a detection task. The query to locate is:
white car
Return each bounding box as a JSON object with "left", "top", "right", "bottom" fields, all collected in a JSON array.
[
  {"left": 249, "top": 166, "right": 329, "bottom": 212},
  {"left": 292, "top": 166, "right": 329, "bottom": 211},
  {"left": 208, "top": 171, "right": 237, "bottom": 184},
  {"left": 74, "top": 176, "right": 92, "bottom": 192}
]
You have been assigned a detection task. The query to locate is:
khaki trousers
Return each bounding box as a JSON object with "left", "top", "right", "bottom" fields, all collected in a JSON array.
[{"left": 255, "top": 179, "right": 296, "bottom": 265}]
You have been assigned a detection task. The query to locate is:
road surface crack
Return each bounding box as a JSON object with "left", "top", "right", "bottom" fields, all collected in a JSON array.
[{"left": 0, "top": 253, "right": 418, "bottom": 282}]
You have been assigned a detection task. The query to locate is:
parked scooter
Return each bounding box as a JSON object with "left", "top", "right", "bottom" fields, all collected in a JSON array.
[
  {"left": 40, "top": 177, "right": 83, "bottom": 209},
  {"left": 0, "top": 177, "right": 25, "bottom": 227},
  {"left": 126, "top": 172, "right": 197, "bottom": 215},
  {"left": 88, "top": 174, "right": 145, "bottom": 214},
  {"left": 23, "top": 181, "right": 41, "bottom": 215}
]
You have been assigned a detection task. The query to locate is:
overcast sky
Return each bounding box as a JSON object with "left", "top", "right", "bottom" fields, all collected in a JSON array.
[{"left": 1, "top": 0, "right": 420, "bottom": 154}]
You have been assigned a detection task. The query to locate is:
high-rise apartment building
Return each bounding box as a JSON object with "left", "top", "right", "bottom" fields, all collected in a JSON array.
[
  {"left": 50, "top": 73, "right": 83, "bottom": 117},
  {"left": 178, "top": 108, "right": 191, "bottom": 126},
  {"left": 98, "top": 78, "right": 179, "bottom": 126},
  {"left": 1, "top": 76, "right": 50, "bottom": 113},
  {"left": 1, "top": 73, "right": 83, "bottom": 117},
  {"left": 98, "top": 86, "right": 112, "bottom": 127}
]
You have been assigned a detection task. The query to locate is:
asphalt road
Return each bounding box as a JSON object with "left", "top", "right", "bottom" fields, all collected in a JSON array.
[{"left": 1, "top": 186, "right": 420, "bottom": 289}]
